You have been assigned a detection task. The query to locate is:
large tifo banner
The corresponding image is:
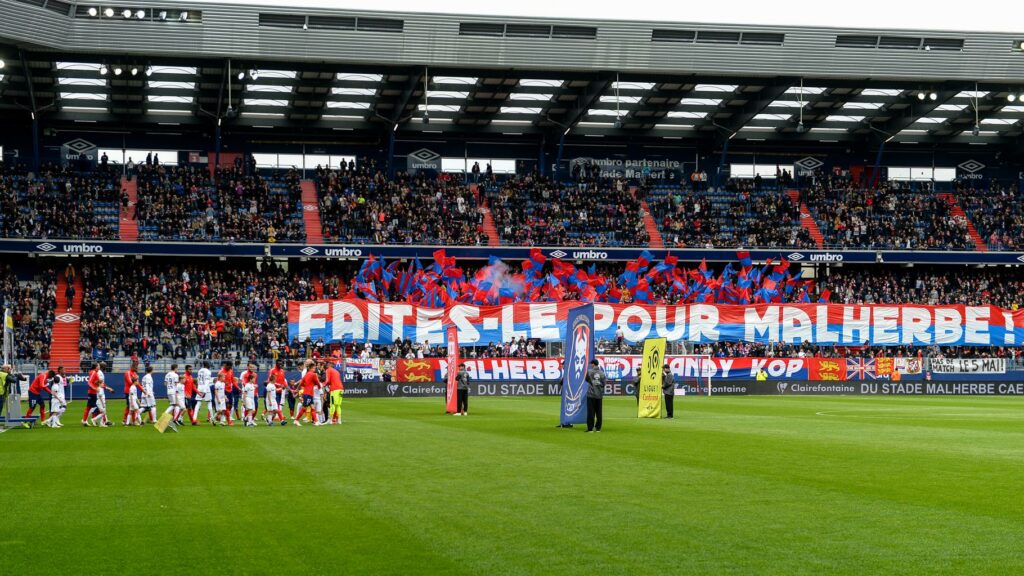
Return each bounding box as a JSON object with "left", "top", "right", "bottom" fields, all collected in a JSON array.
[
  {"left": 392, "top": 355, "right": 963, "bottom": 383},
  {"left": 289, "top": 300, "right": 1024, "bottom": 347}
]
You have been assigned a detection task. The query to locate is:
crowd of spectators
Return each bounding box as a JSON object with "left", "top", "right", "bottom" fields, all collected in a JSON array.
[
  {"left": 60, "top": 257, "right": 1024, "bottom": 369},
  {"left": 957, "top": 182, "right": 1024, "bottom": 251},
  {"left": 693, "top": 341, "right": 1020, "bottom": 362},
  {"left": 647, "top": 178, "right": 812, "bottom": 249},
  {"left": 0, "top": 163, "right": 120, "bottom": 240},
  {"left": 486, "top": 174, "right": 649, "bottom": 247},
  {"left": 316, "top": 162, "right": 486, "bottom": 245},
  {"left": 0, "top": 264, "right": 56, "bottom": 362},
  {"left": 135, "top": 165, "right": 303, "bottom": 243},
  {"left": 803, "top": 179, "right": 974, "bottom": 250}
]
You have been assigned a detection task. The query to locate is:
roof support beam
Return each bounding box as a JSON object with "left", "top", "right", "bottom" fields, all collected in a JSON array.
[
  {"left": 864, "top": 88, "right": 958, "bottom": 141},
  {"left": 551, "top": 73, "right": 613, "bottom": 134},
  {"left": 710, "top": 78, "right": 797, "bottom": 142}
]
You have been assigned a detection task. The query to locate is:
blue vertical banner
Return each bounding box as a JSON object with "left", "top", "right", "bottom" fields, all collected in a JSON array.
[{"left": 560, "top": 304, "right": 595, "bottom": 426}]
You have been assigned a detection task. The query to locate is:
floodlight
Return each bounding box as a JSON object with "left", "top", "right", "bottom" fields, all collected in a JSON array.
[
  {"left": 929, "top": 92, "right": 937, "bottom": 101},
  {"left": 136, "top": 10, "right": 146, "bottom": 19},
  {"left": 917, "top": 92, "right": 925, "bottom": 101},
  {"left": 1009, "top": 93, "right": 1018, "bottom": 102},
  {"left": 104, "top": 7, "right": 113, "bottom": 17},
  {"left": 130, "top": 67, "right": 138, "bottom": 76},
  {"left": 122, "top": 9, "right": 131, "bottom": 18},
  {"left": 87, "top": 7, "right": 98, "bottom": 17},
  {"left": 113, "top": 66, "right": 123, "bottom": 76},
  {"left": 99, "top": 64, "right": 108, "bottom": 75},
  {"left": 145, "top": 66, "right": 152, "bottom": 77}
]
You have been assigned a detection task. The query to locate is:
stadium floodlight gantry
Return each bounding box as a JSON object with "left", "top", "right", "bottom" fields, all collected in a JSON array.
[{"left": 0, "top": 0, "right": 1022, "bottom": 151}]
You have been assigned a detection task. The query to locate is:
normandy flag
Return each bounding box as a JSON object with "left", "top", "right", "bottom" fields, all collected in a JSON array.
[
  {"left": 445, "top": 325, "right": 459, "bottom": 414},
  {"left": 2, "top": 308, "right": 13, "bottom": 366},
  {"left": 637, "top": 338, "right": 667, "bottom": 419}
]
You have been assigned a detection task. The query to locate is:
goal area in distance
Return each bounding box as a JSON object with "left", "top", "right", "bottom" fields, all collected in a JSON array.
[{"left": 676, "top": 354, "right": 713, "bottom": 396}]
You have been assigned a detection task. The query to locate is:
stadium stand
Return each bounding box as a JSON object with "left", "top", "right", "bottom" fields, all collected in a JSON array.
[
  {"left": 485, "top": 176, "right": 650, "bottom": 247},
  {"left": 316, "top": 164, "right": 486, "bottom": 245},
  {"left": 0, "top": 164, "right": 120, "bottom": 240},
  {"left": 645, "top": 179, "right": 813, "bottom": 249},
  {"left": 0, "top": 264, "right": 56, "bottom": 362},
  {"left": 134, "top": 165, "right": 304, "bottom": 242},
  {"left": 957, "top": 182, "right": 1024, "bottom": 251},
  {"left": 801, "top": 179, "right": 975, "bottom": 250}
]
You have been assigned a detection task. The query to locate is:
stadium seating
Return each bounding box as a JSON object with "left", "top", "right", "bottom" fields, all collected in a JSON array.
[
  {"left": 801, "top": 181, "right": 975, "bottom": 250},
  {"left": 135, "top": 165, "right": 304, "bottom": 243},
  {"left": 0, "top": 264, "right": 56, "bottom": 362},
  {"left": 0, "top": 164, "right": 120, "bottom": 240},
  {"left": 957, "top": 183, "right": 1024, "bottom": 251},
  {"left": 645, "top": 179, "right": 813, "bottom": 248},
  {"left": 316, "top": 164, "right": 486, "bottom": 245},
  {"left": 485, "top": 176, "right": 649, "bottom": 247}
]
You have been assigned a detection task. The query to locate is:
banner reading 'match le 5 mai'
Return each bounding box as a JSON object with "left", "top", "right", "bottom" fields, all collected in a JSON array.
[{"left": 289, "top": 300, "right": 1024, "bottom": 347}]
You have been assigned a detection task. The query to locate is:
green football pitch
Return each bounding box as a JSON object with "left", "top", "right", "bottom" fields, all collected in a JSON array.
[{"left": 2, "top": 395, "right": 1023, "bottom": 575}]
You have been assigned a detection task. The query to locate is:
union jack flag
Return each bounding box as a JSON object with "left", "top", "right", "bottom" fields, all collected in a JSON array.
[{"left": 846, "top": 358, "right": 878, "bottom": 381}]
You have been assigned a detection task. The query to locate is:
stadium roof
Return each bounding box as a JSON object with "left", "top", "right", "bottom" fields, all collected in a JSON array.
[{"left": 1, "top": 0, "right": 1023, "bottom": 146}]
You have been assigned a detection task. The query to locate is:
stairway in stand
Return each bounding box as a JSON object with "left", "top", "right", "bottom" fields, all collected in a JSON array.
[
  {"left": 311, "top": 275, "right": 324, "bottom": 299},
  {"left": 785, "top": 189, "right": 824, "bottom": 249},
  {"left": 937, "top": 192, "right": 987, "bottom": 252},
  {"left": 632, "top": 187, "right": 664, "bottom": 249},
  {"left": 300, "top": 180, "right": 324, "bottom": 244},
  {"left": 119, "top": 176, "right": 138, "bottom": 241},
  {"left": 50, "top": 273, "right": 84, "bottom": 372},
  {"left": 472, "top": 184, "right": 501, "bottom": 247}
]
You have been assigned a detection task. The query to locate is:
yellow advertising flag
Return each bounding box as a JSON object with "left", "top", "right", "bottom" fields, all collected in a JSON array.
[
  {"left": 637, "top": 338, "right": 667, "bottom": 418},
  {"left": 154, "top": 412, "right": 174, "bottom": 433}
]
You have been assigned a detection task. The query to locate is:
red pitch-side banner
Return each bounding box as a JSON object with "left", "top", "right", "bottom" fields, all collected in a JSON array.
[
  {"left": 445, "top": 325, "right": 459, "bottom": 413},
  {"left": 391, "top": 356, "right": 930, "bottom": 382},
  {"left": 289, "top": 300, "right": 1024, "bottom": 347}
]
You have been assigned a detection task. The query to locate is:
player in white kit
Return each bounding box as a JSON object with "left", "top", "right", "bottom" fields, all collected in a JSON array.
[
  {"left": 163, "top": 365, "right": 181, "bottom": 431},
  {"left": 264, "top": 381, "right": 285, "bottom": 425},
  {"left": 127, "top": 376, "right": 142, "bottom": 426},
  {"left": 213, "top": 375, "right": 228, "bottom": 426},
  {"left": 312, "top": 380, "right": 325, "bottom": 426},
  {"left": 241, "top": 379, "right": 257, "bottom": 427},
  {"left": 174, "top": 375, "right": 187, "bottom": 425},
  {"left": 44, "top": 366, "right": 68, "bottom": 428},
  {"left": 196, "top": 361, "right": 215, "bottom": 423},
  {"left": 94, "top": 367, "right": 113, "bottom": 427},
  {"left": 141, "top": 366, "right": 157, "bottom": 423}
]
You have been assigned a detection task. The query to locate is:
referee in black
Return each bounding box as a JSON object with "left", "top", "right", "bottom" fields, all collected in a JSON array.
[
  {"left": 662, "top": 364, "right": 676, "bottom": 419},
  {"left": 455, "top": 364, "right": 470, "bottom": 416},
  {"left": 585, "top": 359, "right": 606, "bottom": 432}
]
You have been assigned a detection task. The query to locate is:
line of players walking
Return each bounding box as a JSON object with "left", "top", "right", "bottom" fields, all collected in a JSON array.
[{"left": 24, "top": 354, "right": 346, "bottom": 430}]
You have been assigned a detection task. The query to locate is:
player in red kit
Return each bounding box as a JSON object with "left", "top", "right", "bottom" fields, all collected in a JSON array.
[
  {"left": 218, "top": 360, "right": 237, "bottom": 424},
  {"left": 219, "top": 362, "right": 239, "bottom": 425},
  {"left": 267, "top": 361, "right": 287, "bottom": 420},
  {"left": 182, "top": 365, "right": 198, "bottom": 425},
  {"left": 292, "top": 360, "right": 320, "bottom": 427},
  {"left": 122, "top": 361, "right": 138, "bottom": 425},
  {"left": 26, "top": 370, "right": 52, "bottom": 423}
]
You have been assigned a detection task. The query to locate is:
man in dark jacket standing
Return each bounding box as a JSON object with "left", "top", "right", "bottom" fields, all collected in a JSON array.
[
  {"left": 455, "top": 364, "right": 470, "bottom": 416},
  {"left": 662, "top": 364, "right": 675, "bottom": 419},
  {"left": 585, "top": 360, "right": 606, "bottom": 432}
]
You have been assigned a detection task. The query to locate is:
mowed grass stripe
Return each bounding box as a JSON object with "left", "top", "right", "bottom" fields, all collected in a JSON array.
[{"left": 0, "top": 397, "right": 1022, "bottom": 575}]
